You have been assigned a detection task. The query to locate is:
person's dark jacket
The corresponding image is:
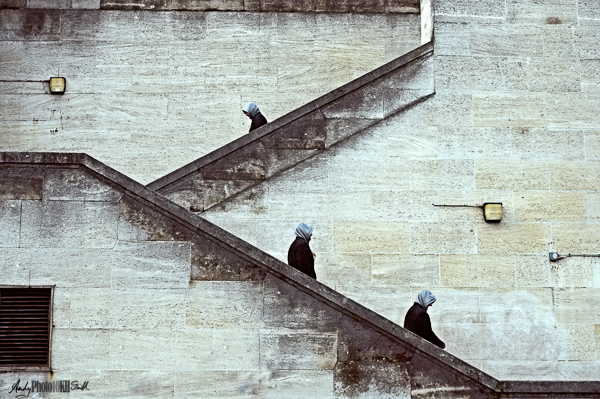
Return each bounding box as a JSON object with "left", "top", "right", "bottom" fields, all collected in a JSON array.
[
  {"left": 404, "top": 303, "right": 445, "bottom": 349},
  {"left": 249, "top": 112, "right": 267, "bottom": 132},
  {"left": 287, "top": 237, "right": 316, "bottom": 279}
]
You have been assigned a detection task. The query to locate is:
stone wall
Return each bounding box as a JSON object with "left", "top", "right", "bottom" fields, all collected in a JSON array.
[
  {"left": 0, "top": 7, "right": 420, "bottom": 184},
  {"left": 201, "top": 0, "right": 600, "bottom": 380},
  {"left": 2, "top": 153, "right": 599, "bottom": 398}
]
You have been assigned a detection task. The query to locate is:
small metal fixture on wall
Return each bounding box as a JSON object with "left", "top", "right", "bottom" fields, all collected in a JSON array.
[
  {"left": 432, "top": 202, "right": 503, "bottom": 222},
  {"left": 49, "top": 77, "right": 66, "bottom": 94},
  {"left": 549, "top": 252, "right": 600, "bottom": 262}
]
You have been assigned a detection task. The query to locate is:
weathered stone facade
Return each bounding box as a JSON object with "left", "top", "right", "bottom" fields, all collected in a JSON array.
[{"left": 0, "top": 153, "right": 598, "bottom": 398}]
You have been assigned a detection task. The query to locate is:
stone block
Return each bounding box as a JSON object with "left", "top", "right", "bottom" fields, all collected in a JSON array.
[
  {"left": 372, "top": 254, "right": 439, "bottom": 286},
  {"left": 579, "top": 0, "right": 600, "bottom": 19},
  {"left": 514, "top": 191, "right": 587, "bottom": 222},
  {"left": 471, "top": 25, "right": 544, "bottom": 57},
  {"left": 111, "top": 289, "right": 186, "bottom": 329},
  {"left": 481, "top": 361, "right": 559, "bottom": 380},
  {"left": 547, "top": 93, "right": 600, "bottom": 129},
  {"left": 434, "top": 0, "right": 505, "bottom": 18},
  {"left": 438, "top": 127, "right": 512, "bottom": 159},
  {"left": 254, "top": 218, "right": 332, "bottom": 254},
  {"left": 575, "top": 26, "right": 600, "bottom": 59},
  {"left": 372, "top": 190, "right": 438, "bottom": 222},
  {"left": 0, "top": 248, "right": 30, "bottom": 285},
  {"left": 175, "top": 370, "right": 334, "bottom": 399},
  {"left": 440, "top": 255, "right": 515, "bottom": 287},
  {"left": 52, "top": 328, "right": 110, "bottom": 370},
  {"left": 72, "top": 0, "right": 100, "bottom": 8},
  {"left": 435, "top": 56, "right": 507, "bottom": 91},
  {"left": 506, "top": 57, "right": 581, "bottom": 93},
  {"left": 70, "top": 288, "right": 112, "bottom": 328},
  {"left": 0, "top": 200, "right": 20, "bottom": 248},
  {"left": 437, "top": 190, "right": 514, "bottom": 222},
  {"left": 336, "top": 285, "right": 412, "bottom": 325},
  {"left": 478, "top": 222, "right": 551, "bottom": 254},
  {"left": 53, "top": 288, "right": 71, "bottom": 328},
  {"left": 0, "top": 94, "right": 19, "bottom": 121},
  {"left": 435, "top": 22, "right": 471, "bottom": 57},
  {"left": 315, "top": 253, "right": 371, "bottom": 287},
  {"left": 110, "top": 329, "right": 213, "bottom": 370},
  {"left": 385, "top": 123, "right": 438, "bottom": 159},
  {"left": 556, "top": 323, "right": 596, "bottom": 361},
  {"left": 582, "top": 60, "right": 600, "bottom": 93},
  {"left": 589, "top": 191, "right": 600, "bottom": 224},
  {"left": 543, "top": 25, "right": 575, "bottom": 58},
  {"left": 314, "top": 38, "right": 385, "bottom": 78},
  {"left": 30, "top": 248, "right": 112, "bottom": 288},
  {"left": 111, "top": 241, "right": 191, "bottom": 288},
  {"left": 512, "top": 128, "right": 584, "bottom": 160},
  {"left": 555, "top": 288, "right": 600, "bottom": 323},
  {"left": 263, "top": 275, "right": 340, "bottom": 328},
  {"left": 21, "top": 201, "right": 118, "bottom": 248},
  {"left": 0, "top": 167, "right": 43, "bottom": 200},
  {"left": 553, "top": 223, "right": 600, "bottom": 254},
  {"left": 333, "top": 221, "right": 409, "bottom": 253},
  {"left": 190, "top": 235, "right": 266, "bottom": 282},
  {"left": 186, "top": 281, "right": 263, "bottom": 329},
  {"left": 410, "top": 222, "right": 477, "bottom": 254},
  {"left": 475, "top": 159, "right": 549, "bottom": 190},
  {"left": 260, "top": 327, "right": 337, "bottom": 370},
  {"left": 480, "top": 287, "right": 555, "bottom": 324},
  {"left": 327, "top": 152, "right": 410, "bottom": 191},
  {"left": 43, "top": 168, "right": 122, "bottom": 202},
  {"left": 548, "top": 160, "right": 600, "bottom": 191},
  {"left": 506, "top": 0, "right": 577, "bottom": 24},
  {"left": 0, "top": 9, "right": 61, "bottom": 41},
  {"left": 410, "top": 159, "right": 475, "bottom": 190},
  {"left": 213, "top": 329, "right": 260, "bottom": 371},
  {"left": 516, "top": 255, "right": 594, "bottom": 288},
  {"left": 559, "top": 361, "right": 600, "bottom": 380},
  {"left": 334, "top": 362, "right": 411, "bottom": 399},
  {"left": 473, "top": 92, "right": 546, "bottom": 127},
  {"left": 425, "top": 92, "right": 474, "bottom": 127}
]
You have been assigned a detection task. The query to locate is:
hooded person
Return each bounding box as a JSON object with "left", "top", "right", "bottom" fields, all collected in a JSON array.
[
  {"left": 404, "top": 290, "right": 445, "bottom": 349},
  {"left": 243, "top": 102, "right": 268, "bottom": 133},
  {"left": 287, "top": 223, "right": 316, "bottom": 279}
]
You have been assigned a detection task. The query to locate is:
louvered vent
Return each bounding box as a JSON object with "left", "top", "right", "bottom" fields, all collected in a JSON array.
[{"left": 0, "top": 288, "right": 51, "bottom": 367}]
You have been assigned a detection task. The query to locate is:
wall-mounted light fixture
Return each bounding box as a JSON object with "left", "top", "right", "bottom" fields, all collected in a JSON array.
[
  {"left": 549, "top": 252, "right": 600, "bottom": 262},
  {"left": 49, "top": 77, "right": 66, "bottom": 94},
  {"left": 432, "top": 202, "right": 503, "bottom": 223}
]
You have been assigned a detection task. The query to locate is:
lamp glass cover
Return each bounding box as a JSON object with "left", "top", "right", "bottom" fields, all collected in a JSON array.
[
  {"left": 49, "top": 77, "right": 65, "bottom": 93},
  {"left": 484, "top": 203, "right": 503, "bottom": 222}
]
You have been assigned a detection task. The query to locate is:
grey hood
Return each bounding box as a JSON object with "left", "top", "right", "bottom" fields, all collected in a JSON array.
[
  {"left": 416, "top": 290, "right": 436, "bottom": 311},
  {"left": 295, "top": 222, "right": 314, "bottom": 243},
  {"left": 243, "top": 102, "right": 260, "bottom": 118}
]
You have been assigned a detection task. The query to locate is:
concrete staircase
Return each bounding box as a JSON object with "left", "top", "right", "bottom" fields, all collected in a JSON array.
[{"left": 147, "top": 41, "right": 435, "bottom": 212}]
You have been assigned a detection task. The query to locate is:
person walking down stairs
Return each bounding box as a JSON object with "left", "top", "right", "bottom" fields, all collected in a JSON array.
[
  {"left": 287, "top": 223, "right": 317, "bottom": 279},
  {"left": 243, "top": 102, "right": 268, "bottom": 132},
  {"left": 404, "top": 290, "right": 446, "bottom": 349}
]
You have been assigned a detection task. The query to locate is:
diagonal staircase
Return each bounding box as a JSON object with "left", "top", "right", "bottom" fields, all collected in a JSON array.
[{"left": 147, "top": 41, "right": 435, "bottom": 212}]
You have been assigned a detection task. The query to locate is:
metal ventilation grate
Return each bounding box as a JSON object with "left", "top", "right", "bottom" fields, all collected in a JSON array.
[{"left": 0, "top": 288, "right": 51, "bottom": 367}]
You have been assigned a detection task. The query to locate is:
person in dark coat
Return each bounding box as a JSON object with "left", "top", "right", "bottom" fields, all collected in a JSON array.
[
  {"left": 404, "top": 290, "right": 445, "bottom": 349},
  {"left": 287, "top": 222, "right": 316, "bottom": 279},
  {"left": 243, "top": 102, "right": 268, "bottom": 132}
]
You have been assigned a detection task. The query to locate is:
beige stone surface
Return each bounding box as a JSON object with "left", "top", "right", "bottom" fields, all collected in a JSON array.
[
  {"left": 477, "top": 222, "right": 551, "bottom": 254},
  {"left": 410, "top": 222, "right": 477, "bottom": 254},
  {"left": 421, "top": 287, "right": 480, "bottom": 324},
  {"left": 475, "top": 159, "right": 549, "bottom": 190},
  {"left": 471, "top": 24, "right": 544, "bottom": 57},
  {"left": 372, "top": 190, "right": 438, "bottom": 221},
  {"left": 481, "top": 361, "right": 559, "bottom": 381},
  {"left": 335, "top": 285, "right": 412, "bottom": 325},
  {"left": 585, "top": 130, "right": 600, "bottom": 159},
  {"left": 514, "top": 191, "right": 587, "bottom": 222},
  {"left": 0, "top": 248, "right": 30, "bottom": 285},
  {"left": 556, "top": 323, "right": 596, "bottom": 361},
  {"left": 552, "top": 223, "right": 600, "bottom": 254},
  {"left": 30, "top": 248, "right": 112, "bottom": 288},
  {"left": 110, "top": 329, "right": 214, "bottom": 369},
  {"left": 548, "top": 160, "right": 600, "bottom": 191},
  {"left": 52, "top": 328, "right": 110, "bottom": 370},
  {"left": 213, "top": 329, "right": 260, "bottom": 371},
  {"left": 333, "top": 221, "right": 409, "bottom": 253},
  {"left": 558, "top": 361, "right": 600, "bottom": 380},
  {"left": 53, "top": 288, "right": 71, "bottom": 329},
  {"left": 0, "top": 200, "right": 21, "bottom": 248},
  {"left": 435, "top": 56, "right": 507, "bottom": 91},
  {"left": 555, "top": 288, "right": 600, "bottom": 323},
  {"left": 410, "top": 159, "right": 475, "bottom": 190},
  {"left": 316, "top": 253, "right": 371, "bottom": 287},
  {"left": 260, "top": 328, "right": 337, "bottom": 370},
  {"left": 441, "top": 255, "right": 515, "bottom": 287},
  {"left": 505, "top": 57, "right": 581, "bottom": 92},
  {"left": 479, "top": 288, "right": 555, "bottom": 324},
  {"left": 372, "top": 254, "right": 439, "bottom": 286},
  {"left": 186, "top": 281, "right": 264, "bottom": 329},
  {"left": 473, "top": 92, "right": 546, "bottom": 127},
  {"left": 516, "top": 255, "right": 594, "bottom": 288},
  {"left": 547, "top": 93, "right": 600, "bottom": 129},
  {"left": 438, "top": 127, "right": 511, "bottom": 159},
  {"left": 512, "top": 128, "right": 584, "bottom": 160}
]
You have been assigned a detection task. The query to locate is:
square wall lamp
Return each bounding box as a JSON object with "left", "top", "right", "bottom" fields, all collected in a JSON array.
[
  {"left": 483, "top": 203, "right": 503, "bottom": 222},
  {"left": 49, "top": 77, "right": 66, "bottom": 94}
]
